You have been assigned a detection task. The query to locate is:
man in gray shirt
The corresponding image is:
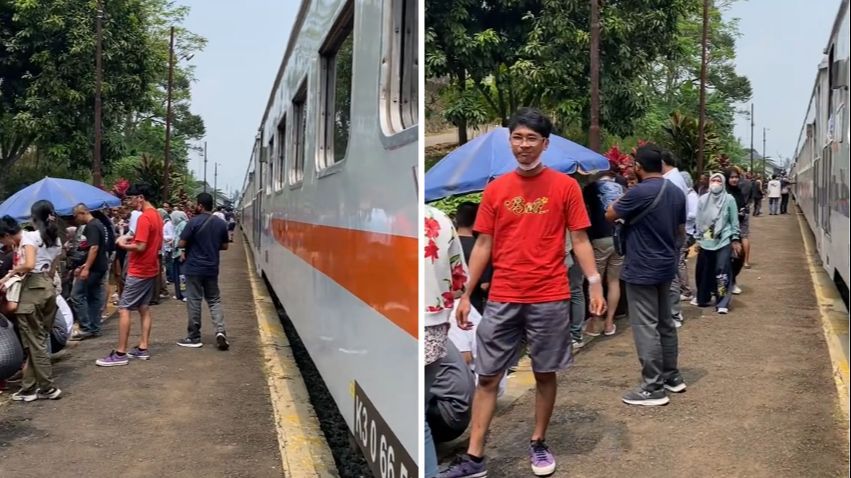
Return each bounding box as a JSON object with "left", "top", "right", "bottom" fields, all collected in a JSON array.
[{"left": 427, "top": 341, "right": 475, "bottom": 442}]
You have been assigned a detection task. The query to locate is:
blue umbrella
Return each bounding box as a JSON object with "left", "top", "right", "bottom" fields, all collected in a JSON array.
[
  {"left": 425, "top": 127, "right": 610, "bottom": 201},
  {"left": 0, "top": 177, "right": 121, "bottom": 222}
]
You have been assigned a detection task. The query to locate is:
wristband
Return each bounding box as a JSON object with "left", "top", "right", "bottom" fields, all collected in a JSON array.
[{"left": 587, "top": 274, "right": 602, "bottom": 285}]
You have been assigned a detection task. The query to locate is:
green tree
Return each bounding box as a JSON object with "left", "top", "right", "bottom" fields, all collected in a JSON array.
[{"left": 0, "top": 0, "right": 206, "bottom": 198}]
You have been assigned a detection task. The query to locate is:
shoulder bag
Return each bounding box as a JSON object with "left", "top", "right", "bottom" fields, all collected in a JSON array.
[{"left": 612, "top": 179, "right": 669, "bottom": 256}]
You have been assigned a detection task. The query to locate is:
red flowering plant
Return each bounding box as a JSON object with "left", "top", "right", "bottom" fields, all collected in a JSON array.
[
  {"left": 604, "top": 144, "right": 636, "bottom": 177},
  {"left": 111, "top": 178, "right": 130, "bottom": 198}
]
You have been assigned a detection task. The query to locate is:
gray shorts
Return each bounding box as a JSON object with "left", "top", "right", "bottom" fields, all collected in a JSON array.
[
  {"left": 118, "top": 276, "right": 156, "bottom": 311},
  {"left": 475, "top": 300, "right": 573, "bottom": 376},
  {"left": 739, "top": 214, "right": 750, "bottom": 238}
]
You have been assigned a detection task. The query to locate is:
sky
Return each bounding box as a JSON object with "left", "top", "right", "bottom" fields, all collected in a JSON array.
[
  {"left": 726, "top": 0, "right": 840, "bottom": 167},
  {"left": 180, "top": 1, "right": 297, "bottom": 198}
]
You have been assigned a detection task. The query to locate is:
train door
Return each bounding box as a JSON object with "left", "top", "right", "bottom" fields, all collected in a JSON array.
[
  {"left": 255, "top": 160, "right": 263, "bottom": 247},
  {"left": 814, "top": 157, "right": 821, "bottom": 226},
  {"left": 822, "top": 146, "right": 832, "bottom": 235}
]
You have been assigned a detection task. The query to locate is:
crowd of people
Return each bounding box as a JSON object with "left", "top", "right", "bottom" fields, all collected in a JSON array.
[
  {"left": 0, "top": 182, "right": 237, "bottom": 400},
  {"left": 424, "top": 108, "right": 787, "bottom": 478}
]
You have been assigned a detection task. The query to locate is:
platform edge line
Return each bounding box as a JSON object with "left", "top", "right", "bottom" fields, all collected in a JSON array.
[
  {"left": 795, "top": 210, "right": 850, "bottom": 424},
  {"left": 242, "top": 234, "right": 339, "bottom": 477}
]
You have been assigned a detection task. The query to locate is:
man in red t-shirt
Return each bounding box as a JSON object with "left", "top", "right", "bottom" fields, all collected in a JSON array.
[
  {"left": 440, "top": 108, "right": 605, "bottom": 478},
  {"left": 96, "top": 182, "right": 164, "bottom": 367}
]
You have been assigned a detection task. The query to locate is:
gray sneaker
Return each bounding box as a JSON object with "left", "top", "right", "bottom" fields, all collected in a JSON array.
[
  {"left": 622, "top": 387, "right": 670, "bottom": 406},
  {"left": 128, "top": 347, "right": 151, "bottom": 360},
  {"left": 664, "top": 375, "right": 687, "bottom": 393},
  {"left": 438, "top": 454, "right": 487, "bottom": 478},
  {"left": 177, "top": 337, "right": 203, "bottom": 348}
]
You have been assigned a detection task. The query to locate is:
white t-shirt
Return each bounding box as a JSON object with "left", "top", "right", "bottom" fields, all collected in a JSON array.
[
  {"left": 213, "top": 211, "right": 226, "bottom": 222},
  {"left": 21, "top": 231, "right": 61, "bottom": 273},
  {"left": 767, "top": 180, "right": 782, "bottom": 198},
  {"left": 128, "top": 210, "right": 142, "bottom": 234},
  {"left": 55, "top": 295, "right": 74, "bottom": 336},
  {"left": 447, "top": 300, "right": 507, "bottom": 397},
  {"left": 664, "top": 167, "right": 690, "bottom": 197}
]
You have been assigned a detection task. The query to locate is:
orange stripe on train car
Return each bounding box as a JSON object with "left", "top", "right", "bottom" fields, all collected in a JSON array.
[{"left": 270, "top": 218, "right": 418, "bottom": 339}]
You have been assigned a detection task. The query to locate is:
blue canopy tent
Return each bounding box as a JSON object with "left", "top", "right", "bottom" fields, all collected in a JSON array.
[
  {"left": 0, "top": 177, "right": 121, "bottom": 222},
  {"left": 425, "top": 128, "right": 610, "bottom": 202}
]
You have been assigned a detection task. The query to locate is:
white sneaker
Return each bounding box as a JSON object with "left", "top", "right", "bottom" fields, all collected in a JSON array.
[
  {"left": 732, "top": 285, "right": 742, "bottom": 295},
  {"left": 689, "top": 297, "right": 699, "bottom": 306},
  {"left": 717, "top": 307, "right": 729, "bottom": 314}
]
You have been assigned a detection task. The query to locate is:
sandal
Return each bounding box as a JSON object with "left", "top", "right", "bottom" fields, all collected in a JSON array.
[{"left": 604, "top": 324, "right": 617, "bottom": 336}]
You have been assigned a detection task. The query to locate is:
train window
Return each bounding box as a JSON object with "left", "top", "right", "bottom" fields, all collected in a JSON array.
[
  {"left": 380, "top": 0, "right": 418, "bottom": 135},
  {"left": 290, "top": 81, "right": 307, "bottom": 185},
  {"left": 318, "top": 1, "right": 354, "bottom": 170},
  {"left": 276, "top": 115, "right": 286, "bottom": 191}
]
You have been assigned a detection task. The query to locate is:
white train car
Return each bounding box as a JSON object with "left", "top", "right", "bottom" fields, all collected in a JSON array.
[
  {"left": 792, "top": 0, "right": 850, "bottom": 302},
  {"left": 239, "top": 1, "right": 419, "bottom": 476}
]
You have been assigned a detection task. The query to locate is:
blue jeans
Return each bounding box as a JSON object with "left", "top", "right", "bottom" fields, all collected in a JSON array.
[
  {"left": 171, "top": 257, "right": 184, "bottom": 300},
  {"left": 567, "top": 259, "right": 585, "bottom": 341},
  {"left": 424, "top": 361, "right": 440, "bottom": 478},
  {"left": 71, "top": 270, "right": 105, "bottom": 335},
  {"left": 164, "top": 254, "right": 175, "bottom": 282}
]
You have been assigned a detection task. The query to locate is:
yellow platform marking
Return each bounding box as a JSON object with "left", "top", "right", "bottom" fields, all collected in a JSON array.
[
  {"left": 242, "top": 237, "right": 339, "bottom": 477},
  {"left": 795, "top": 211, "right": 850, "bottom": 424}
]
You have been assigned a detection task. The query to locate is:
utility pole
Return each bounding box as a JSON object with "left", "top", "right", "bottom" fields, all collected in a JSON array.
[
  {"left": 93, "top": 0, "right": 104, "bottom": 188},
  {"left": 762, "top": 128, "right": 767, "bottom": 174},
  {"left": 749, "top": 103, "right": 754, "bottom": 173},
  {"left": 588, "top": 0, "right": 602, "bottom": 152},
  {"left": 696, "top": 0, "right": 710, "bottom": 179},
  {"left": 213, "top": 162, "right": 218, "bottom": 206},
  {"left": 203, "top": 141, "right": 208, "bottom": 192},
  {"left": 163, "top": 26, "right": 175, "bottom": 201}
]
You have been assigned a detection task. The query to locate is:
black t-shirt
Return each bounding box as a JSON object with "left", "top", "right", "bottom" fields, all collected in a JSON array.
[
  {"left": 79, "top": 218, "right": 108, "bottom": 273},
  {"left": 582, "top": 182, "right": 614, "bottom": 240},
  {"left": 459, "top": 235, "right": 492, "bottom": 313},
  {"left": 0, "top": 249, "right": 13, "bottom": 277},
  {"left": 95, "top": 214, "right": 116, "bottom": 255},
  {"left": 180, "top": 212, "right": 229, "bottom": 277}
]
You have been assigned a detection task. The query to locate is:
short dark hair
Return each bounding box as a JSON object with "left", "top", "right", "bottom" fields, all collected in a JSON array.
[
  {"left": 661, "top": 150, "right": 678, "bottom": 168},
  {"left": 196, "top": 192, "right": 214, "bottom": 211},
  {"left": 454, "top": 202, "right": 479, "bottom": 228},
  {"left": 507, "top": 107, "right": 553, "bottom": 138},
  {"left": 0, "top": 215, "right": 21, "bottom": 238},
  {"left": 127, "top": 182, "right": 153, "bottom": 201},
  {"left": 633, "top": 144, "right": 664, "bottom": 173}
]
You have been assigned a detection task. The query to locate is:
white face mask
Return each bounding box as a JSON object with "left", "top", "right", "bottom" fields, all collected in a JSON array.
[
  {"left": 517, "top": 158, "right": 542, "bottom": 171},
  {"left": 709, "top": 183, "right": 723, "bottom": 194}
]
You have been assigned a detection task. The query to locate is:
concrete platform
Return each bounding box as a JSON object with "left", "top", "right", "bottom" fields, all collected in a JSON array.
[
  {"left": 440, "top": 203, "right": 850, "bottom": 478},
  {"left": 0, "top": 233, "right": 335, "bottom": 477}
]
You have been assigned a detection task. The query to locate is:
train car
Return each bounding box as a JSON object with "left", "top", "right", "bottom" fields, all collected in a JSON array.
[
  {"left": 239, "top": 1, "right": 419, "bottom": 476},
  {"left": 791, "top": 0, "right": 850, "bottom": 303}
]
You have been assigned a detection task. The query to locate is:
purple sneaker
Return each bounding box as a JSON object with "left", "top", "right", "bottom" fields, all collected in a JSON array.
[
  {"left": 128, "top": 347, "right": 151, "bottom": 360},
  {"left": 95, "top": 351, "right": 129, "bottom": 367},
  {"left": 437, "top": 454, "right": 487, "bottom": 478},
  {"left": 529, "top": 440, "right": 556, "bottom": 476}
]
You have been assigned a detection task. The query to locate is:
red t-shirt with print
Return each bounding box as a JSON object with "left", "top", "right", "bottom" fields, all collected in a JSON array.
[
  {"left": 474, "top": 168, "right": 590, "bottom": 303},
  {"left": 128, "top": 206, "right": 164, "bottom": 278}
]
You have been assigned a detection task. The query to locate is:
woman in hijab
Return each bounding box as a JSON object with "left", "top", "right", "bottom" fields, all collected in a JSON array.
[
  {"left": 156, "top": 208, "right": 173, "bottom": 300},
  {"left": 170, "top": 210, "right": 188, "bottom": 301},
  {"left": 692, "top": 172, "right": 742, "bottom": 314}
]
